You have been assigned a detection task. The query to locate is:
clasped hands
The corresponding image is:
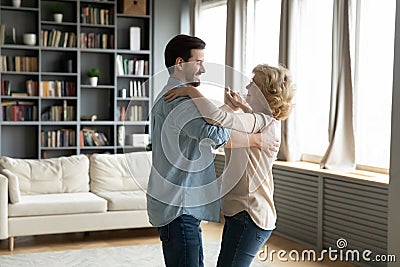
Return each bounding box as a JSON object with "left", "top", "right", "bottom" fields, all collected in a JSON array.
[{"left": 223, "top": 88, "right": 252, "bottom": 113}]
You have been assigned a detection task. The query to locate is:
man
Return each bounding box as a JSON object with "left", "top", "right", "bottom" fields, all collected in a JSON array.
[{"left": 146, "top": 34, "right": 231, "bottom": 267}]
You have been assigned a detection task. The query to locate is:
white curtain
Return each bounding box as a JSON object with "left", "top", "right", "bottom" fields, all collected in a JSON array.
[
  {"left": 277, "top": 0, "right": 301, "bottom": 161},
  {"left": 224, "top": 0, "right": 247, "bottom": 91},
  {"left": 189, "top": 0, "right": 201, "bottom": 35},
  {"left": 320, "top": 0, "right": 356, "bottom": 170},
  {"left": 278, "top": 0, "right": 356, "bottom": 169}
]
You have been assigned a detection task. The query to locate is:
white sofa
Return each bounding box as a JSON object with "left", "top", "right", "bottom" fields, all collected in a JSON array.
[{"left": 0, "top": 151, "right": 152, "bottom": 251}]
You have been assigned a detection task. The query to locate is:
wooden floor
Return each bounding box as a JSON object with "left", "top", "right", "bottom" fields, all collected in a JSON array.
[{"left": 0, "top": 222, "right": 357, "bottom": 266}]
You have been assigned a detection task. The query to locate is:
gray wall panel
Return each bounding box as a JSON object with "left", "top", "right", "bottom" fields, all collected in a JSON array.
[
  {"left": 273, "top": 169, "right": 319, "bottom": 247},
  {"left": 272, "top": 165, "right": 389, "bottom": 267},
  {"left": 389, "top": 1, "right": 400, "bottom": 264}
]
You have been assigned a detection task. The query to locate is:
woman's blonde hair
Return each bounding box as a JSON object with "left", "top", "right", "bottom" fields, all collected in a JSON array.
[{"left": 252, "top": 64, "right": 294, "bottom": 120}]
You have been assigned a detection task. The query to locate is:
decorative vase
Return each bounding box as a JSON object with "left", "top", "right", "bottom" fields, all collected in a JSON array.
[
  {"left": 54, "top": 13, "right": 63, "bottom": 23},
  {"left": 23, "top": 33, "right": 36, "bottom": 46},
  {"left": 12, "top": 0, "right": 21, "bottom": 8},
  {"left": 89, "top": 77, "right": 98, "bottom": 86}
]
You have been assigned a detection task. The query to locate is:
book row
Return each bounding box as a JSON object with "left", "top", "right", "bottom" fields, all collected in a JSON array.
[
  {"left": 1, "top": 79, "right": 77, "bottom": 98},
  {"left": 80, "top": 32, "right": 114, "bottom": 49},
  {"left": 120, "top": 80, "right": 147, "bottom": 98},
  {"left": 41, "top": 30, "right": 77, "bottom": 48},
  {"left": 40, "top": 81, "right": 77, "bottom": 97},
  {"left": 81, "top": 6, "right": 114, "bottom": 25},
  {"left": 0, "top": 56, "right": 38, "bottom": 72},
  {"left": 0, "top": 24, "right": 16, "bottom": 45},
  {"left": 41, "top": 101, "right": 76, "bottom": 121},
  {"left": 1, "top": 102, "right": 37, "bottom": 121},
  {"left": 116, "top": 55, "right": 149, "bottom": 76},
  {"left": 80, "top": 128, "right": 110, "bottom": 147},
  {"left": 0, "top": 79, "right": 36, "bottom": 96},
  {"left": 118, "top": 105, "right": 144, "bottom": 122},
  {"left": 41, "top": 129, "right": 76, "bottom": 148}
]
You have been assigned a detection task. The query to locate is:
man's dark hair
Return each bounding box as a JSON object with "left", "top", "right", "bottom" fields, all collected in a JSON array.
[{"left": 164, "top": 34, "right": 206, "bottom": 74}]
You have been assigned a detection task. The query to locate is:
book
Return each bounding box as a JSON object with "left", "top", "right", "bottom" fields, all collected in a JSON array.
[
  {"left": 83, "top": 131, "right": 94, "bottom": 146},
  {"left": 116, "top": 55, "right": 124, "bottom": 76},
  {"left": 1, "top": 101, "right": 17, "bottom": 106},
  {"left": 98, "top": 132, "right": 109, "bottom": 146},
  {"left": 141, "top": 82, "right": 146, "bottom": 97},
  {"left": 119, "top": 106, "right": 126, "bottom": 121},
  {"left": 129, "top": 80, "right": 134, "bottom": 97},
  {"left": 42, "top": 30, "right": 48, "bottom": 47},
  {"left": 130, "top": 26, "right": 141, "bottom": 50},
  {"left": 81, "top": 114, "right": 97, "bottom": 121},
  {"left": 14, "top": 56, "right": 19, "bottom": 71},
  {"left": 0, "top": 24, "right": 6, "bottom": 45},
  {"left": 6, "top": 56, "right": 14, "bottom": 72},
  {"left": 11, "top": 92, "right": 28, "bottom": 97},
  {"left": 79, "top": 130, "right": 85, "bottom": 147},
  {"left": 63, "top": 100, "right": 67, "bottom": 121},
  {"left": 2, "top": 79, "right": 11, "bottom": 96},
  {"left": 62, "top": 32, "right": 68, "bottom": 48},
  {"left": 90, "top": 131, "right": 103, "bottom": 146},
  {"left": 118, "top": 125, "right": 125, "bottom": 146},
  {"left": 54, "top": 30, "right": 62, "bottom": 47},
  {"left": 68, "top": 32, "right": 76, "bottom": 48}
]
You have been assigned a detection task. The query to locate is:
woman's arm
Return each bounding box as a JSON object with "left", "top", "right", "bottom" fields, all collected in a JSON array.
[
  {"left": 163, "top": 86, "right": 272, "bottom": 133},
  {"left": 226, "top": 129, "right": 280, "bottom": 157},
  {"left": 164, "top": 86, "right": 239, "bottom": 112}
]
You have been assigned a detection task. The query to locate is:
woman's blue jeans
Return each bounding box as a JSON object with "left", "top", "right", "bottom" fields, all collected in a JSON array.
[
  {"left": 157, "top": 214, "right": 204, "bottom": 267},
  {"left": 217, "top": 211, "right": 273, "bottom": 267}
]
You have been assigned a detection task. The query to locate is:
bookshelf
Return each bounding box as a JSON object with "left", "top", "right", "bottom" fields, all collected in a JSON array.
[{"left": 0, "top": 0, "right": 152, "bottom": 159}]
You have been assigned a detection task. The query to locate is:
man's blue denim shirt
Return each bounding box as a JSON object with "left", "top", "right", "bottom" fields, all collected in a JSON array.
[{"left": 147, "top": 77, "right": 231, "bottom": 227}]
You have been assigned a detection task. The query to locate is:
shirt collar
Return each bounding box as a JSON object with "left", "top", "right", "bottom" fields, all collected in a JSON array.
[{"left": 167, "top": 77, "right": 186, "bottom": 88}]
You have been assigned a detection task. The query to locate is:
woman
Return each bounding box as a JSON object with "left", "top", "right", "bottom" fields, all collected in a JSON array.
[{"left": 164, "top": 64, "right": 294, "bottom": 267}]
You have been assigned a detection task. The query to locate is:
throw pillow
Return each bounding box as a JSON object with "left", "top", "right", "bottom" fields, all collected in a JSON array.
[{"left": 1, "top": 169, "right": 21, "bottom": 204}]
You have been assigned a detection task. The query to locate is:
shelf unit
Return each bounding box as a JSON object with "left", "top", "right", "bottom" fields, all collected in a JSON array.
[{"left": 0, "top": 0, "right": 152, "bottom": 159}]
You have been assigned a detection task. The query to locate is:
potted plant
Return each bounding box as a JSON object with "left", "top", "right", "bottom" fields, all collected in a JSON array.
[
  {"left": 87, "top": 68, "right": 100, "bottom": 86},
  {"left": 52, "top": 5, "right": 63, "bottom": 23}
]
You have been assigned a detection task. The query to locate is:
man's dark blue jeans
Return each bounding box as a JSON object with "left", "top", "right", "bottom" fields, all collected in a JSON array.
[
  {"left": 217, "top": 211, "right": 273, "bottom": 267},
  {"left": 157, "top": 214, "right": 204, "bottom": 267}
]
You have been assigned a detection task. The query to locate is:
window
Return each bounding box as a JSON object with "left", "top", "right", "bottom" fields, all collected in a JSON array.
[
  {"left": 293, "top": 0, "right": 395, "bottom": 170},
  {"left": 197, "top": 0, "right": 227, "bottom": 103},
  {"left": 245, "top": 0, "right": 281, "bottom": 76},
  {"left": 194, "top": 0, "right": 395, "bottom": 171},
  {"left": 291, "top": 0, "right": 333, "bottom": 158},
  {"left": 354, "top": 0, "right": 395, "bottom": 169}
]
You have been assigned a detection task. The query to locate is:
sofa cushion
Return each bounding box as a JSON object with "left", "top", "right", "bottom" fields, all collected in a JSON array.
[
  {"left": 8, "top": 192, "right": 107, "bottom": 217},
  {"left": 95, "top": 191, "right": 147, "bottom": 211},
  {"left": 1, "top": 169, "right": 21, "bottom": 204},
  {"left": 0, "top": 155, "right": 90, "bottom": 195},
  {"left": 90, "top": 152, "right": 151, "bottom": 193}
]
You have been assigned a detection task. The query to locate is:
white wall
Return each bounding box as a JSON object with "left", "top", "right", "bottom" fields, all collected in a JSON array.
[
  {"left": 388, "top": 1, "right": 400, "bottom": 266},
  {"left": 152, "top": 0, "right": 190, "bottom": 100}
]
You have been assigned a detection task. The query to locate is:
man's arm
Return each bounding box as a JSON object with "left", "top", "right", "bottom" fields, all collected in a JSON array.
[{"left": 172, "top": 97, "right": 231, "bottom": 148}]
